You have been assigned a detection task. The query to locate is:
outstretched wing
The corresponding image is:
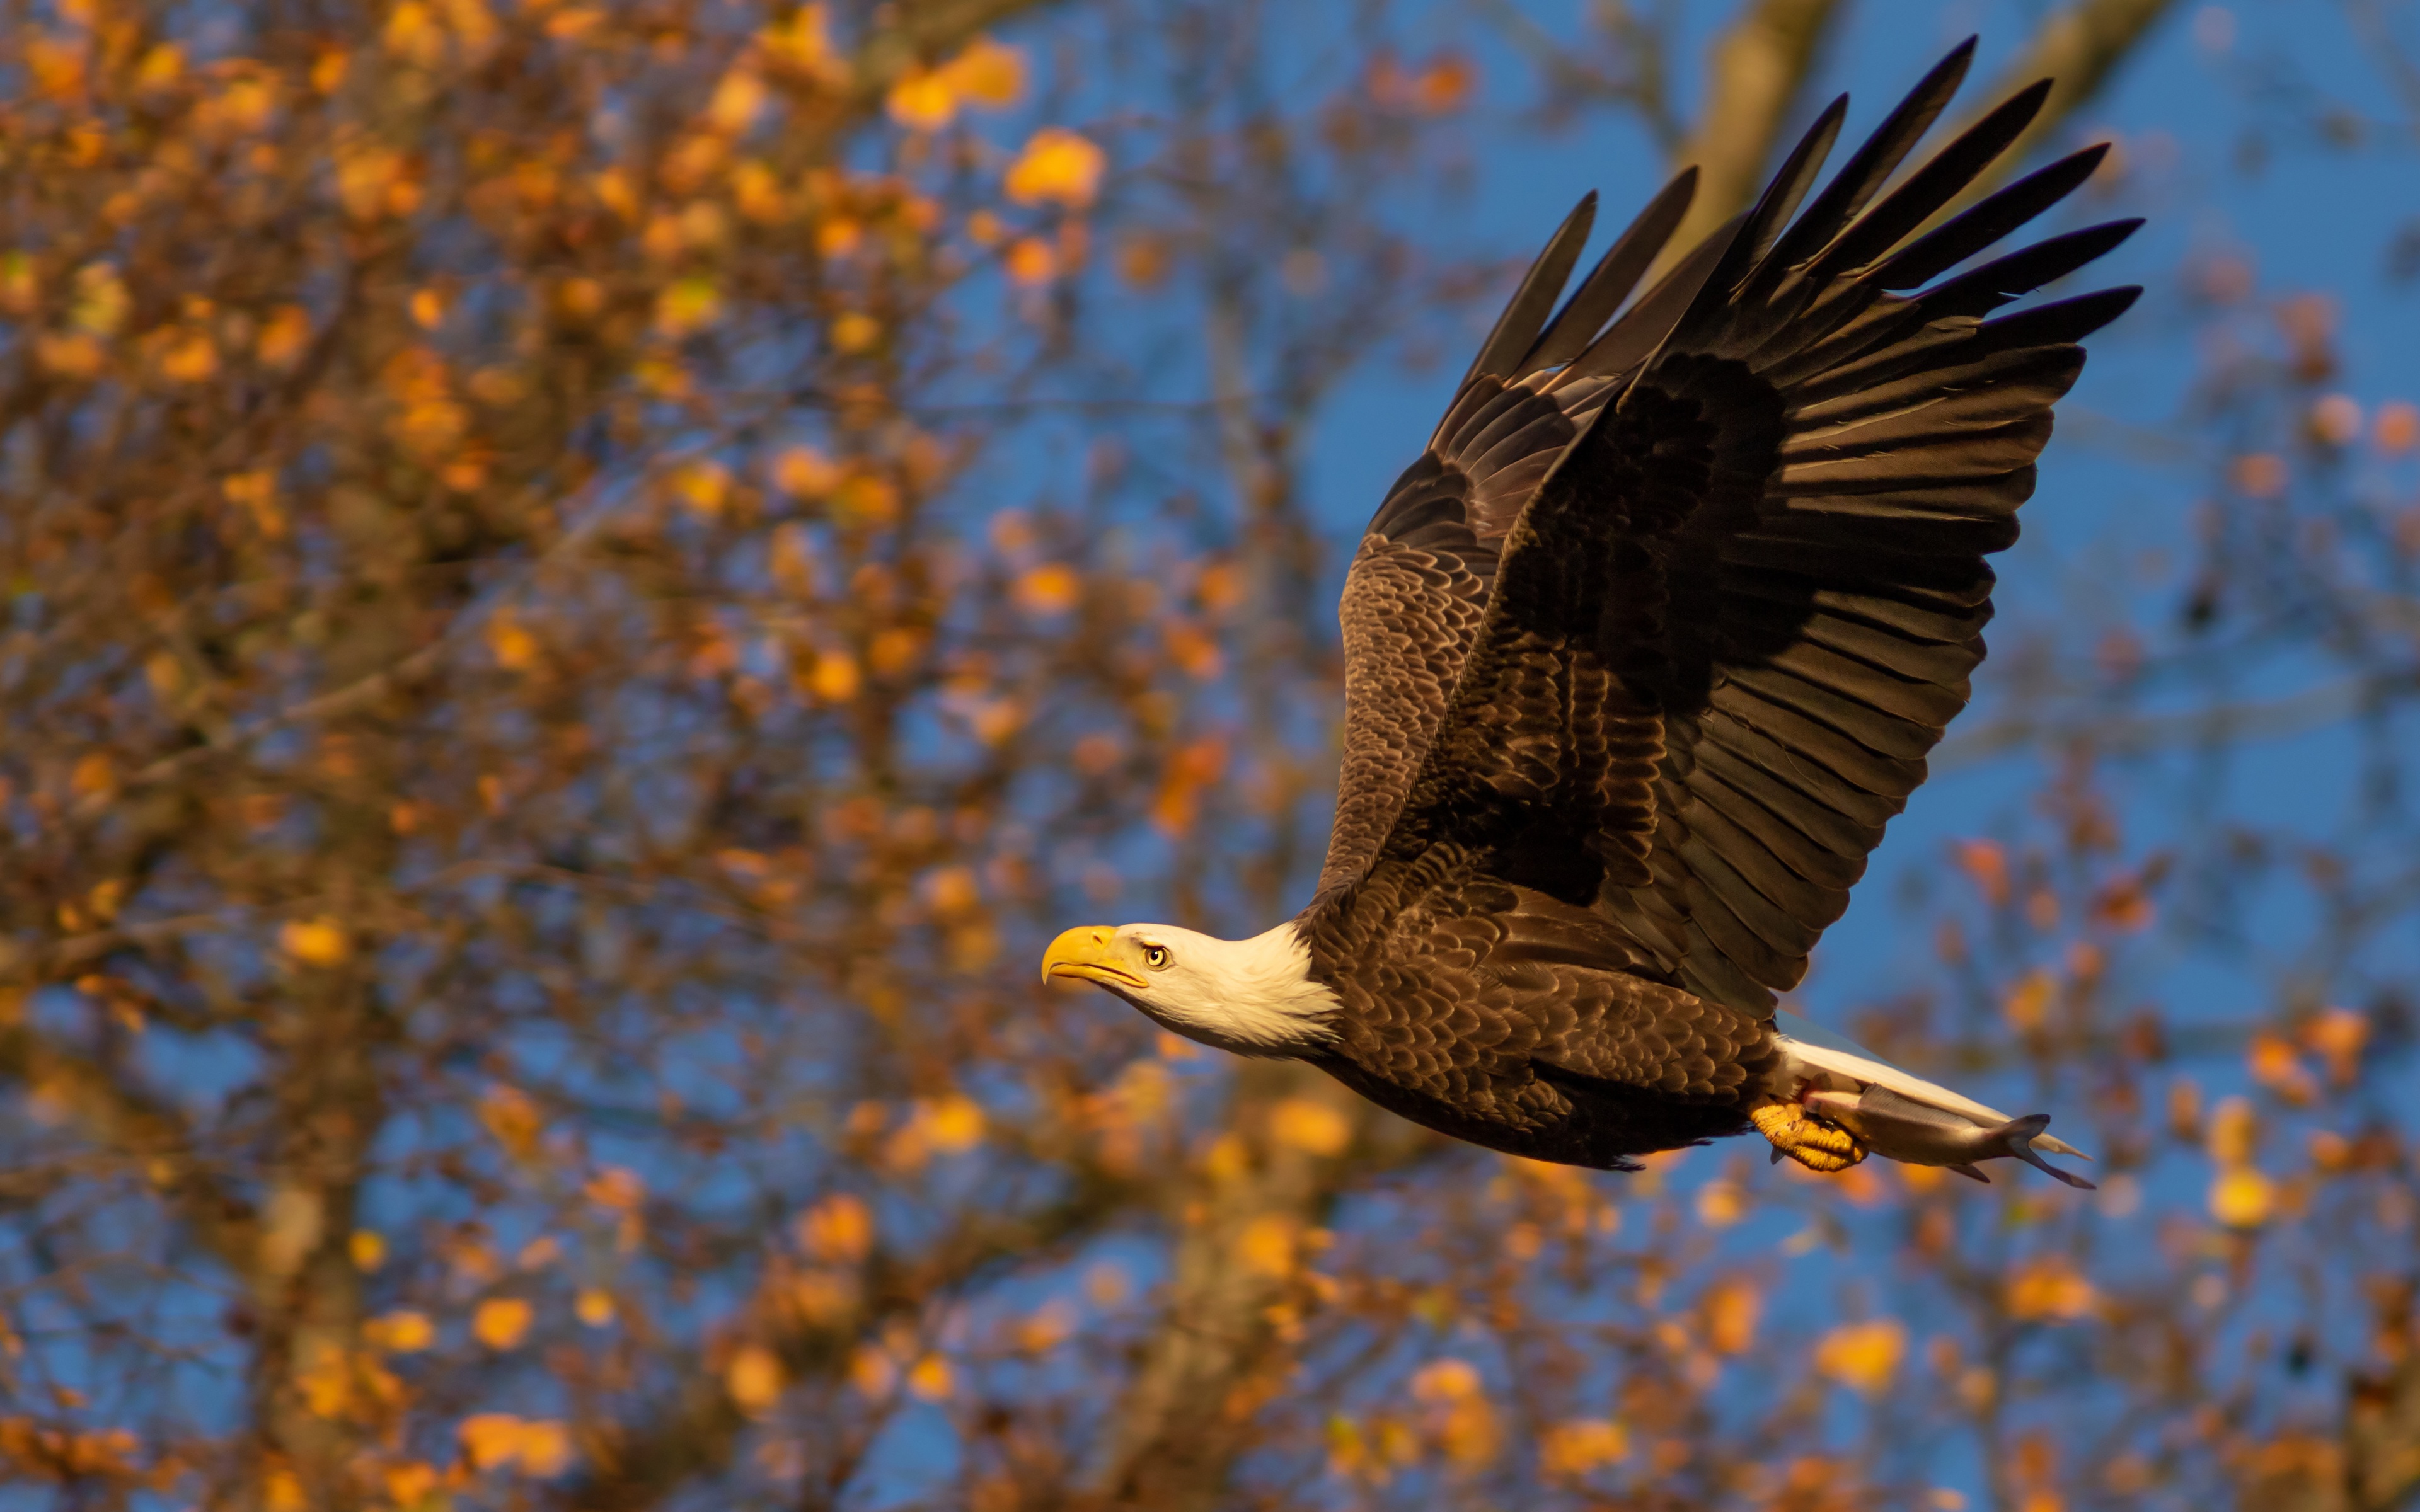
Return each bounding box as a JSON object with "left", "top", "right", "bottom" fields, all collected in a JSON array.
[
  {"left": 1363, "top": 42, "right": 2141, "bottom": 1012},
  {"left": 1316, "top": 169, "right": 1709, "bottom": 894}
]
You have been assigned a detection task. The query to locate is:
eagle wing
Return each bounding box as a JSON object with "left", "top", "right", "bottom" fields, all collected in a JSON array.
[
  {"left": 1345, "top": 43, "right": 2140, "bottom": 1014},
  {"left": 1315, "top": 169, "right": 1706, "bottom": 893}
]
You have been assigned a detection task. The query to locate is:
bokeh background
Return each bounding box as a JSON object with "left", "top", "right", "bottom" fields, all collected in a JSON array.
[{"left": 1, "top": 0, "right": 2417, "bottom": 1507}]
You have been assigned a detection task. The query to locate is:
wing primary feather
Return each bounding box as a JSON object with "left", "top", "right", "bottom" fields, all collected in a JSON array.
[
  {"left": 1874, "top": 145, "right": 2112, "bottom": 290},
  {"left": 1557, "top": 213, "right": 1747, "bottom": 384},
  {"left": 1520, "top": 169, "right": 1699, "bottom": 374},
  {"left": 1675, "top": 94, "right": 1850, "bottom": 345},
  {"left": 1805, "top": 79, "right": 2053, "bottom": 281},
  {"left": 1748, "top": 40, "right": 1978, "bottom": 301},
  {"left": 1976, "top": 285, "right": 2144, "bottom": 346},
  {"left": 1911, "top": 219, "right": 2143, "bottom": 319},
  {"left": 1453, "top": 193, "right": 1598, "bottom": 402}
]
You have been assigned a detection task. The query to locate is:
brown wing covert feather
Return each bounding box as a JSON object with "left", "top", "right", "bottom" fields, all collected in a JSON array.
[{"left": 1315, "top": 173, "right": 1700, "bottom": 894}]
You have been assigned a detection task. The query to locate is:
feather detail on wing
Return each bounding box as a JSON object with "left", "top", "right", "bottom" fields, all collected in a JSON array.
[
  {"left": 1318, "top": 171, "right": 1701, "bottom": 893},
  {"left": 1337, "top": 37, "right": 2140, "bottom": 1012}
]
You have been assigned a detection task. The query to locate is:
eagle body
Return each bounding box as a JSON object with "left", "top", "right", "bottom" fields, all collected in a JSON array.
[{"left": 1045, "top": 42, "right": 2129, "bottom": 1186}]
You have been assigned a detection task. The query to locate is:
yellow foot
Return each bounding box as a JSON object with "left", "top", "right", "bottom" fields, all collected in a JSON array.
[{"left": 1751, "top": 1102, "right": 1866, "bottom": 1174}]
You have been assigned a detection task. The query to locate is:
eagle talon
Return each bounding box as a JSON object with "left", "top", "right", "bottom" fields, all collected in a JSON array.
[{"left": 1751, "top": 1102, "right": 1865, "bottom": 1174}]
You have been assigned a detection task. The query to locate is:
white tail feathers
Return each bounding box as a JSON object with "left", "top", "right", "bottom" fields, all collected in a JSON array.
[{"left": 1772, "top": 1014, "right": 2094, "bottom": 1188}]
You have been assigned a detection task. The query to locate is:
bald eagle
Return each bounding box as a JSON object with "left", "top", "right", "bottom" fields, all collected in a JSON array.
[{"left": 1044, "top": 42, "right": 2130, "bottom": 1186}]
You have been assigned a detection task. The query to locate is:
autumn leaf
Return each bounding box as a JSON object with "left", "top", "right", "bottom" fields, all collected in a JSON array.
[
  {"left": 280, "top": 917, "right": 352, "bottom": 968},
  {"left": 1539, "top": 1418, "right": 1627, "bottom": 1478},
  {"left": 727, "top": 1344, "right": 785, "bottom": 1414},
  {"left": 1814, "top": 1319, "right": 1906, "bottom": 1395},
  {"left": 1269, "top": 1097, "right": 1352, "bottom": 1157},
  {"left": 2210, "top": 1167, "right": 2276, "bottom": 1228},
  {"left": 1236, "top": 1213, "right": 1298, "bottom": 1278},
  {"left": 471, "top": 1298, "right": 533, "bottom": 1351},
  {"left": 2005, "top": 1258, "right": 2098, "bottom": 1322},
  {"left": 1005, "top": 128, "right": 1105, "bottom": 208},
  {"left": 365, "top": 1310, "right": 435, "bottom": 1353}
]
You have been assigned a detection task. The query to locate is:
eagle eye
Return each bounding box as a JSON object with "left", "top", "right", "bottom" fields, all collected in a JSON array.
[{"left": 1143, "top": 945, "right": 1171, "bottom": 970}]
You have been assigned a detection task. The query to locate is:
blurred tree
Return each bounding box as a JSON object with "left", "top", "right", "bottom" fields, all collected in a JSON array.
[{"left": 1, "top": 0, "right": 2417, "bottom": 1509}]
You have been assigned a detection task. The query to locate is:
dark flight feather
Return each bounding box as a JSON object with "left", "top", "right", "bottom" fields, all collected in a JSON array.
[{"left": 1298, "top": 44, "right": 2137, "bottom": 1168}]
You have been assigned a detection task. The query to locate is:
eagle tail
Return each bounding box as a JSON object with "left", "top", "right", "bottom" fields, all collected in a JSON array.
[{"left": 1770, "top": 1016, "right": 2095, "bottom": 1188}]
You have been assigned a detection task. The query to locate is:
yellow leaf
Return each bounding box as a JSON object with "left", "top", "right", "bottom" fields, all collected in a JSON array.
[
  {"left": 1237, "top": 1213, "right": 1298, "bottom": 1278},
  {"left": 706, "top": 67, "right": 766, "bottom": 134},
  {"left": 280, "top": 917, "right": 351, "bottom": 967},
  {"left": 258, "top": 306, "right": 313, "bottom": 367},
  {"left": 349, "top": 1230, "right": 387, "bottom": 1272},
  {"left": 458, "top": 1412, "right": 524, "bottom": 1470},
  {"left": 672, "top": 460, "right": 732, "bottom": 515},
  {"left": 848, "top": 1345, "right": 896, "bottom": 1398},
  {"left": 37, "top": 332, "right": 105, "bottom": 378},
  {"left": 918, "top": 1095, "right": 986, "bottom": 1154},
  {"left": 480, "top": 1085, "right": 543, "bottom": 1159},
  {"left": 487, "top": 611, "right": 539, "bottom": 671},
  {"left": 940, "top": 36, "right": 1024, "bottom": 108},
  {"left": 1701, "top": 1277, "right": 1761, "bottom": 1354},
  {"left": 1695, "top": 1179, "right": 1745, "bottom": 1228},
  {"left": 1013, "top": 563, "right": 1081, "bottom": 615},
  {"left": 366, "top": 1309, "right": 434, "bottom": 1353},
  {"left": 156, "top": 331, "right": 219, "bottom": 383},
  {"left": 797, "top": 1193, "right": 875, "bottom": 1262},
  {"left": 575, "top": 1290, "right": 616, "bottom": 1328},
  {"left": 516, "top": 1420, "right": 573, "bottom": 1477},
  {"left": 336, "top": 144, "right": 411, "bottom": 220},
  {"left": 1539, "top": 1418, "right": 1627, "bottom": 1478},
  {"left": 384, "top": 1463, "right": 439, "bottom": 1504},
  {"left": 907, "top": 1353, "right": 954, "bottom": 1401},
  {"left": 1410, "top": 1358, "right": 1480, "bottom": 1401},
  {"left": 885, "top": 67, "right": 956, "bottom": 130},
  {"left": 472, "top": 1297, "right": 533, "bottom": 1351},
  {"left": 2005, "top": 1257, "right": 2097, "bottom": 1321},
  {"left": 829, "top": 311, "right": 880, "bottom": 353},
  {"left": 585, "top": 1166, "right": 646, "bottom": 1210},
  {"left": 807, "top": 650, "right": 860, "bottom": 702},
  {"left": 771, "top": 444, "right": 838, "bottom": 498},
  {"left": 1005, "top": 128, "right": 1105, "bottom": 208},
  {"left": 69, "top": 263, "right": 127, "bottom": 336},
  {"left": 2208, "top": 1094, "right": 2259, "bottom": 1166},
  {"left": 1816, "top": 1319, "right": 1905, "bottom": 1395},
  {"left": 762, "top": 5, "right": 846, "bottom": 80},
  {"left": 1003, "top": 236, "right": 1057, "bottom": 285},
  {"left": 71, "top": 751, "right": 118, "bottom": 798},
  {"left": 727, "top": 1344, "right": 785, "bottom": 1414},
  {"left": 1269, "top": 1097, "right": 1352, "bottom": 1157},
  {"left": 134, "top": 42, "right": 185, "bottom": 90},
  {"left": 2210, "top": 1166, "right": 2275, "bottom": 1228},
  {"left": 2307, "top": 1006, "right": 2369, "bottom": 1084},
  {"left": 831, "top": 472, "right": 897, "bottom": 524},
  {"left": 2003, "top": 969, "right": 2054, "bottom": 1033},
  {"left": 655, "top": 276, "right": 724, "bottom": 337}
]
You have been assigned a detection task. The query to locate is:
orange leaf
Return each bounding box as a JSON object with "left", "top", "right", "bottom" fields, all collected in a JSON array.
[
  {"left": 472, "top": 1297, "right": 532, "bottom": 1351},
  {"left": 1005, "top": 128, "right": 1105, "bottom": 209}
]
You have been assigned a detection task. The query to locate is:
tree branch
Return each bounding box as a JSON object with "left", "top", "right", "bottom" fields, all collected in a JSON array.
[
  {"left": 1653, "top": 0, "right": 1848, "bottom": 272},
  {"left": 1935, "top": 0, "right": 2182, "bottom": 215},
  {"left": 1083, "top": 1064, "right": 1428, "bottom": 1511},
  {"left": 0, "top": 1021, "right": 260, "bottom": 1274}
]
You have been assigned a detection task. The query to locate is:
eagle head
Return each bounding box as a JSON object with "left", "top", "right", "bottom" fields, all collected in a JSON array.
[{"left": 1039, "top": 922, "right": 1340, "bottom": 1057}]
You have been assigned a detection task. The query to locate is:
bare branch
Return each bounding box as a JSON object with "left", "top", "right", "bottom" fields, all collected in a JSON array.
[
  {"left": 1653, "top": 0, "right": 1848, "bottom": 270},
  {"left": 0, "top": 1022, "right": 260, "bottom": 1273},
  {"left": 1937, "top": 0, "right": 2182, "bottom": 214}
]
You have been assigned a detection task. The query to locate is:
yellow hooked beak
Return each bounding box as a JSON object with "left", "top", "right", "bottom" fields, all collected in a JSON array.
[{"left": 1040, "top": 925, "right": 1148, "bottom": 990}]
